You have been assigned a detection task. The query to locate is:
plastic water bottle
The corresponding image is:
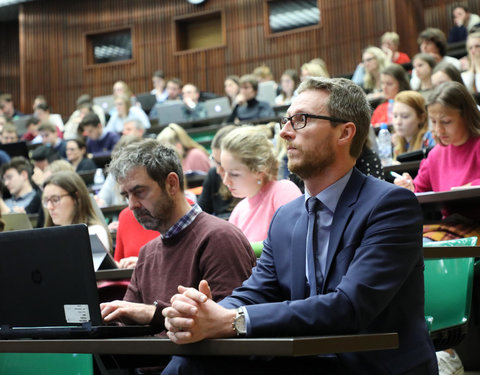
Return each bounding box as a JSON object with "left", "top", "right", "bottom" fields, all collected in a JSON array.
[
  {"left": 377, "top": 123, "right": 392, "bottom": 166},
  {"left": 387, "top": 99, "right": 394, "bottom": 124},
  {"left": 94, "top": 168, "right": 105, "bottom": 185}
]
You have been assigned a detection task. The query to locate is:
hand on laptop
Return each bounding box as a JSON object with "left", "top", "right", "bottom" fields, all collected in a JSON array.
[
  {"left": 117, "top": 256, "right": 138, "bottom": 269},
  {"left": 100, "top": 300, "right": 156, "bottom": 325}
]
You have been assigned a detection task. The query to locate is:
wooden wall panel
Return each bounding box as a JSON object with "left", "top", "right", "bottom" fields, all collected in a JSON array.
[
  {"left": 0, "top": 21, "right": 20, "bottom": 106},
  {"left": 5, "top": 0, "right": 474, "bottom": 118}
]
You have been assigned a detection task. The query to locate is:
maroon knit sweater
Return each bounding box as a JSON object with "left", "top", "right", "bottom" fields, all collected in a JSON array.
[{"left": 124, "top": 212, "right": 257, "bottom": 331}]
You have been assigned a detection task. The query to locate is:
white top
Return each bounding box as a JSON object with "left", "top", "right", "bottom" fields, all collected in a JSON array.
[
  {"left": 461, "top": 70, "right": 480, "bottom": 94},
  {"left": 410, "top": 56, "right": 462, "bottom": 90}
]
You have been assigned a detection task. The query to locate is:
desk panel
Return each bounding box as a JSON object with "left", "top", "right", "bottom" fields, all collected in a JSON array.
[
  {"left": 0, "top": 334, "right": 398, "bottom": 357},
  {"left": 423, "top": 246, "right": 480, "bottom": 259}
]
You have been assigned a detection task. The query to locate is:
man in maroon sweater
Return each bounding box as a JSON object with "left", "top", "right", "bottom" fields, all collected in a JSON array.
[{"left": 100, "top": 139, "right": 256, "bottom": 331}]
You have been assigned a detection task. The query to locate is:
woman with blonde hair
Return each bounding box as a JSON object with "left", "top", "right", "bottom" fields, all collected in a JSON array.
[
  {"left": 157, "top": 123, "right": 211, "bottom": 173},
  {"left": 221, "top": 126, "right": 301, "bottom": 242},
  {"left": 392, "top": 90, "right": 435, "bottom": 159},
  {"left": 461, "top": 31, "right": 480, "bottom": 94},
  {"left": 362, "top": 46, "right": 390, "bottom": 97},
  {"left": 105, "top": 93, "right": 150, "bottom": 134},
  {"left": 43, "top": 171, "right": 112, "bottom": 251}
]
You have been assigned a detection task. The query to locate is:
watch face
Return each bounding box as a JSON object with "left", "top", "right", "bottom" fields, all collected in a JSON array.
[{"left": 235, "top": 314, "right": 246, "bottom": 334}]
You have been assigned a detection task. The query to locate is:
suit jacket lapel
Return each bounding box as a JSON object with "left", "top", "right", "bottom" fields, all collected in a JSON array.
[{"left": 324, "top": 169, "right": 365, "bottom": 283}]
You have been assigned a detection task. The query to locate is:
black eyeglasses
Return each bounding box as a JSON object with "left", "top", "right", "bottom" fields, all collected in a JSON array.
[{"left": 279, "top": 113, "right": 349, "bottom": 130}]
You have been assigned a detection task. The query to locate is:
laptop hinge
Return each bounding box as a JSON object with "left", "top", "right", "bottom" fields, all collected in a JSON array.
[{"left": 81, "top": 321, "right": 93, "bottom": 331}]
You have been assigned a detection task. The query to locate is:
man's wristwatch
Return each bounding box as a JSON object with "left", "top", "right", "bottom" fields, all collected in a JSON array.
[{"left": 232, "top": 307, "right": 246, "bottom": 336}]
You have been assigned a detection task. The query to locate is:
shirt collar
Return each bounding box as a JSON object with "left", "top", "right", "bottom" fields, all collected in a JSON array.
[
  {"left": 162, "top": 203, "right": 202, "bottom": 239},
  {"left": 305, "top": 168, "right": 353, "bottom": 214}
]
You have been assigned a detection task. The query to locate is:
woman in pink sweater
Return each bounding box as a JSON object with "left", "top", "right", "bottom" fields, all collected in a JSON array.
[
  {"left": 221, "top": 126, "right": 302, "bottom": 242},
  {"left": 394, "top": 81, "right": 480, "bottom": 238}
]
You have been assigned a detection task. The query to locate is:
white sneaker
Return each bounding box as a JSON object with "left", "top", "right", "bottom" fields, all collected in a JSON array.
[{"left": 436, "top": 350, "right": 464, "bottom": 375}]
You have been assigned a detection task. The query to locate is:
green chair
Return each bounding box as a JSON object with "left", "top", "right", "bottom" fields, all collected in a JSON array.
[
  {"left": 0, "top": 353, "right": 93, "bottom": 375},
  {"left": 423, "top": 236, "right": 477, "bottom": 351},
  {"left": 250, "top": 241, "right": 263, "bottom": 258}
]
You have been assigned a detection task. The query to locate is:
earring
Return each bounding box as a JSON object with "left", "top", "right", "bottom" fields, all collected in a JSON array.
[{"left": 257, "top": 179, "right": 262, "bottom": 185}]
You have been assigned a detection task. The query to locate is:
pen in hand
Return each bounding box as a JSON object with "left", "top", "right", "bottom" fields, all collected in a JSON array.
[{"left": 390, "top": 171, "right": 411, "bottom": 183}]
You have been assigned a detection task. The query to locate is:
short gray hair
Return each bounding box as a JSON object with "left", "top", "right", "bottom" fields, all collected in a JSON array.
[
  {"left": 124, "top": 117, "right": 145, "bottom": 131},
  {"left": 297, "top": 77, "right": 371, "bottom": 158},
  {"left": 107, "top": 138, "right": 184, "bottom": 190}
]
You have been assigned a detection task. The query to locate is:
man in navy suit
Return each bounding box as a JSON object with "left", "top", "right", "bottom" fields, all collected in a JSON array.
[{"left": 162, "top": 77, "right": 437, "bottom": 374}]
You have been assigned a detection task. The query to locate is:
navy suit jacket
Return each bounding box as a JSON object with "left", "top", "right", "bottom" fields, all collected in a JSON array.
[{"left": 220, "top": 168, "right": 436, "bottom": 374}]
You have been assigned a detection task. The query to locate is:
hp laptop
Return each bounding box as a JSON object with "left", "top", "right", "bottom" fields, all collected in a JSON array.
[
  {"left": 90, "top": 233, "right": 117, "bottom": 271},
  {"left": 153, "top": 101, "right": 186, "bottom": 126},
  {"left": 2, "top": 213, "right": 33, "bottom": 232},
  {"left": 0, "top": 141, "right": 29, "bottom": 159},
  {"left": 93, "top": 95, "right": 115, "bottom": 114},
  {"left": 204, "top": 97, "right": 232, "bottom": 118},
  {"left": 0, "top": 225, "right": 155, "bottom": 339}
]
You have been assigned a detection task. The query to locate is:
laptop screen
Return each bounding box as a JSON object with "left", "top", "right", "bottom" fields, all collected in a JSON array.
[{"left": 0, "top": 225, "right": 102, "bottom": 327}]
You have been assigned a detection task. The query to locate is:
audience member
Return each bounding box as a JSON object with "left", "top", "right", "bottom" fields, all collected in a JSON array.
[
  {"left": 43, "top": 171, "right": 111, "bottom": 250},
  {"left": 38, "top": 122, "right": 66, "bottom": 158},
  {"left": 32, "top": 95, "right": 47, "bottom": 111},
  {"left": 1, "top": 124, "right": 18, "bottom": 144},
  {"left": 275, "top": 69, "right": 299, "bottom": 106},
  {"left": 34, "top": 103, "right": 65, "bottom": 133},
  {"left": 360, "top": 46, "right": 390, "bottom": 99},
  {"left": 165, "top": 78, "right": 183, "bottom": 101},
  {"left": 252, "top": 64, "right": 276, "bottom": 83},
  {"left": 105, "top": 93, "right": 150, "bottom": 134},
  {"left": 122, "top": 118, "right": 146, "bottom": 138},
  {"left": 226, "top": 74, "right": 275, "bottom": 123},
  {"left": 157, "top": 123, "right": 211, "bottom": 174},
  {"left": 394, "top": 81, "right": 480, "bottom": 375},
  {"left": 80, "top": 112, "right": 121, "bottom": 158},
  {"left": 381, "top": 31, "right": 411, "bottom": 64},
  {"left": 31, "top": 146, "right": 62, "bottom": 187},
  {"left": 161, "top": 77, "right": 436, "bottom": 375},
  {"left": 371, "top": 64, "right": 411, "bottom": 127},
  {"left": 411, "top": 28, "right": 461, "bottom": 90},
  {"left": 112, "top": 80, "right": 136, "bottom": 107},
  {"left": 181, "top": 83, "right": 207, "bottom": 121},
  {"left": 300, "top": 60, "right": 329, "bottom": 81},
  {"left": 222, "top": 126, "right": 301, "bottom": 242},
  {"left": 151, "top": 70, "right": 169, "bottom": 103},
  {"left": 198, "top": 125, "right": 240, "bottom": 217},
  {"left": 448, "top": 5, "right": 480, "bottom": 43},
  {"left": 431, "top": 62, "right": 465, "bottom": 87},
  {"left": 461, "top": 31, "right": 480, "bottom": 94},
  {"left": 1, "top": 156, "right": 41, "bottom": 215},
  {"left": 20, "top": 116, "right": 42, "bottom": 143},
  {"left": 0, "top": 93, "right": 23, "bottom": 121},
  {"left": 64, "top": 94, "right": 106, "bottom": 139},
  {"left": 100, "top": 139, "right": 256, "bottom": 332},
  {"left": 66, "top": 138, "right": 97, "bottom": 173},
  {"left": 0, "top": 149, "right": 9, "bottom": 167},
  {"left": 392, "top": 91, "right": 435, "bottom": 159},
  {"left": 224, "top": 75, "right": 240, "bottom": 108},
  {"left": 412, "top": 53, "right": 437, "bottom": 97}
]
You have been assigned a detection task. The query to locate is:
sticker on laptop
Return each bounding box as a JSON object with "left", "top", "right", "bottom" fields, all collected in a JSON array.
[{"left": 64, "top": 304, "right": 91, "bottom": 323}]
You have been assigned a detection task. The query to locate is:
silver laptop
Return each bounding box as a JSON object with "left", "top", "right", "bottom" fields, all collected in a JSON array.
[
  {"left": 154, "top": 101, "right": 186, "bottom": 125},
  {"left": 93, "top": 95, "right": 115, "bottom": 114},
  {"left": 2, "top": 212, "right": 33, "bottom": 231},
  {"left": 204, "top": 97, "right": 232, "bottom": 118},
  {"left": 256, "top": 81, "right": 277, "bottom": 107}
]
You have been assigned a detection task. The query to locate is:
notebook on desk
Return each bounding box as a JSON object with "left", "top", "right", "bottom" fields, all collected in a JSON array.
[{"left": 0, "top": 225, "right": 155, "bottom": 339}]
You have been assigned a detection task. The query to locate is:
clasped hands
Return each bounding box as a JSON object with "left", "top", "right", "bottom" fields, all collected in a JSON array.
[{"left": 162, "top": 280, "right": 237, "bottom": 344}]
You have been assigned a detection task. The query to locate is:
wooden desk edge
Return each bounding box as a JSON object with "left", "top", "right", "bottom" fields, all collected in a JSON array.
[{"left": 0, "top": 333, "right": 398, "bottom": 356}]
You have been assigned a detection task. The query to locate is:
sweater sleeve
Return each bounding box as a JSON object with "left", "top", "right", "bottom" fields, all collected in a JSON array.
[{"left": 413, "top": 156, "right": 433, "bottom": 193}]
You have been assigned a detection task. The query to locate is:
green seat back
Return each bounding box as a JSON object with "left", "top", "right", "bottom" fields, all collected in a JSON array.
[
  {"left": 250, "top": 241, "right": 263, "bottom": 258},
  {"left": 0, "top": 353, "right": 93, "bottom": 375},
  {"left": 423, "top": 237, "right": 477, "bottom": 333}
]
